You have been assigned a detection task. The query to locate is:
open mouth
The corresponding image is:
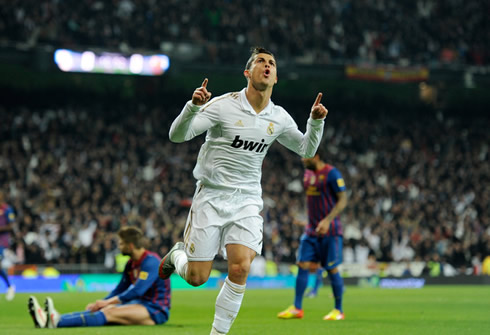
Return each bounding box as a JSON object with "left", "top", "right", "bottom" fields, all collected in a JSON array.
[{"left": 264, "top": 69, "right": 271, "bottom": 77}]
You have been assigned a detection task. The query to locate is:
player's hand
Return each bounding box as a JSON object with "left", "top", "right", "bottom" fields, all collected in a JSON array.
[
  {"left": 192, "top": 78, "right": 212, "bottom": 106},
  {"left": 85, "top": 300, "right": 107, "bottom": 312},
  {"left": 311, "top": 93, "right": 328, "bottom": 120},
  {"left": 85, "top": 302, "right": 97, "bottom": 312},
  {"left": 315, "top": 217, "right": 331, "bottom": 235}
]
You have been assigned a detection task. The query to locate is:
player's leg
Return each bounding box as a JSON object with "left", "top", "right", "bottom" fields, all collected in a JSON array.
[
  {"left": 28, "top": 296, "right": 47, "bottom": 328},
  {"left": 0, "top": 267, "right": 10, "bottom": 287},
  {"left": 323, "top": 236, "right": 344, "bottom": 320},
  {"left": 294, "top": 261, "right": 311, "bottom": 308},
  {"left": 0, "top": 248, "right": 14, "bottom": 301},
  {"left": 102, "top": 304, "right": 156, "bottom": 325},
  {"left": 212, "top": 243, "right": 255, "bottom": 334},
  {"left": 44, "top": 297, "right": 106, "bottom": 328},
  {"left": 159, "top": 240, "right": 215, "bottom": 286},
  {"left": 185, "top": 260, "right": 214, "bottom": 286},
  {"left": 45, "top": 298, "right": 156, "bottom": 328},
  {"left": 160, "top": 186, "right": 220, "bottom": 286},
  {"left": 308, "top": 266, "right": 324, "bottom": 297},
  {"left": 278, "top": 234, "right": 317, "bottom": 319}
]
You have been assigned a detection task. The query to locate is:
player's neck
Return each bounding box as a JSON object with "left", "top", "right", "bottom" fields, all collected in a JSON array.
[
  {"left": 315, "top": 161, "right": 326, "bottom": 171},
  {"left": 245, "top": 85, "right": 272, "bottom": 114},
  {"left": 131, "top": 248, "right": 146, "bottom": 261}
]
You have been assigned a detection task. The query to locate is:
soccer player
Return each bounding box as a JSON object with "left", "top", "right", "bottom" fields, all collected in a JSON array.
[
  {"left": 28, "top": 226, "right": 171, "bottom": 328},
  {"left": 0, "top": 190, "right": 16, "bottom": 301},
  {"left": 158, "top": 47, "right": 328, "bottom": 335},
  {"left": 278, "top": 148, "right": 348, "bottom": 320}
]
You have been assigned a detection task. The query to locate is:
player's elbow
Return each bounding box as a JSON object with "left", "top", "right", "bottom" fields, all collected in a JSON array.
[
  {"left": 169, "top": 133, "right": 185, "bottom": 143},
  {"left": 302, "top": 151, "right": 316, "bottom": 159}
]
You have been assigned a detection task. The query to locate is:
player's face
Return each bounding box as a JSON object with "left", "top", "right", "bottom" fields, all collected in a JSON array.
[
  {"left": 118, "top": 239, "right": 133, "bottom": 256},
  {"left": 244, "top": 53, "right": 277, "bottom": 90}
]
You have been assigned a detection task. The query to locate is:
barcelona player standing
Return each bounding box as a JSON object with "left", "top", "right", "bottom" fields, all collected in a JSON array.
[{"left": 278, "top": 147, "right": 348, "bottom": 320}]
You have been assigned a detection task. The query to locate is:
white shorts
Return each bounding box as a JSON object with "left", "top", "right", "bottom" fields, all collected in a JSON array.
[{"left": 183, "top": 184, "right": 264, "bottom": 261}]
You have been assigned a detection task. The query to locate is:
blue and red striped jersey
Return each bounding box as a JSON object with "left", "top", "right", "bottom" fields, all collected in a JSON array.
[
  {"left": 106, "top": 250, "right": 171, "bottom": 314},
  {"left": 0, "top": 203, "right": 15, "bottom": 248},
  {"left": 303, "top": 164, "right": 346, "bottom": 237}
]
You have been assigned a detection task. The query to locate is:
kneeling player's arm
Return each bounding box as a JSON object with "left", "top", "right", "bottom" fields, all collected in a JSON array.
[
  {"left": 105, "top": 266, "right": 131, "bottom": 299},
  {"left": 118, "top": 258, "right": 159, "bottom": 303}
]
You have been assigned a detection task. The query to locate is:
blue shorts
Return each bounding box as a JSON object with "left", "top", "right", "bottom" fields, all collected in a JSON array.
[
  {"left": 297, "top": 234, "right": 343, "bottom": 270},
  {"left": 124, "top": 299, "right": 169, "bottom": 325}
]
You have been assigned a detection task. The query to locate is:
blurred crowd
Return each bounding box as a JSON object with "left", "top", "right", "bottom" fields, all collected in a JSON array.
[
  {"left": 0, "top": 0, "right": 488, "bottom": 65},
  {"left": 1, "top": 95, "right": 488, "bottom": 276}
]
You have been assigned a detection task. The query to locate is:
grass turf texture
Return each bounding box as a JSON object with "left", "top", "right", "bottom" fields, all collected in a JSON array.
[{"left": 1, "top": 285, "right": 489, "bottom": 334}]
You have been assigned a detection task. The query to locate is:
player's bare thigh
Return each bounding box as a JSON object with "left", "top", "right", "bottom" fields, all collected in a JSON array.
[
  {"left": 297, "top": 261, "right": 317, "bottom": 271},
  {"left": 187, "top": 260, "right": 214, "bottom": 286},
  {"left": 226, "top": 243, "right": 256, "bottom": 285},
  {"left": 102, "top": 304, "right": 155, "bottom": 325}
]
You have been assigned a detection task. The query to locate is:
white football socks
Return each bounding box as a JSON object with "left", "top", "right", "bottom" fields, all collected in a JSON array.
[
  {"left": 172, "top": 249, "right": 188, "bottom": 279},
  {"left": 212, "top": 276, "right": 246, "bottom": 334},
  {"left": 210, "top": 327, "right": 226, "bottom": 335}
]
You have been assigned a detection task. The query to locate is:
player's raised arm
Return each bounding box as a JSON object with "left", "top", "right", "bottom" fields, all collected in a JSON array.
[
  {"left": 311, "top": 93, "right": 328, "bottom": 120},
  {"left": 192, "top": 78, "right": 212, "bottom": 106}
]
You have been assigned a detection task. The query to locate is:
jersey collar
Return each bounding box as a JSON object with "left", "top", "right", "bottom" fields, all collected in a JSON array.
[
  {"left": 132, "top": 250, "right": 149, "bottom": 267},
  {"left": 240, "top": 88, "right": 273, "bottom": 116}
]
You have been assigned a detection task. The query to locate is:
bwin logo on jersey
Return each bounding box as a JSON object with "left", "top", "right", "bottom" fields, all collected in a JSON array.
[{"left": 231, "top": 135, "right": 268, "bottom": 153}]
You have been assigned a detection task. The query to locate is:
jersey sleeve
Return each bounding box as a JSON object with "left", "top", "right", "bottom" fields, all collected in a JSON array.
[
  {"left": 6, "top": 207, "right": 15, "bottom": 223},
  {"left": 105, "top": 263, "right": 131, "bottom": 299},
  {"left": 276, "top": 111, "right": 324, "bottom": 158},
  {"left": 169, "top": 99, "right": 221, "bottom": 143},
  {"left": 117, "top": 256, "right": 160, "bottom": 303},
  {"left": 327, "top": 168, "right": 346, "bottom": 193}
]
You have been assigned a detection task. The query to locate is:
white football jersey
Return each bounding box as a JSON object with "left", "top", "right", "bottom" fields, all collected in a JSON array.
[{"left": 169, "top": 88, "right": 324, "bottom": 195}]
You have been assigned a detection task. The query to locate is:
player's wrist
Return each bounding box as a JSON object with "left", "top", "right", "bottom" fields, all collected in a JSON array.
[
  {"left": 187, "top": 100, "right": 201, "bottom": 113},
  {"left": 308, "top": 116, "right": 325, "bottom": 125}
]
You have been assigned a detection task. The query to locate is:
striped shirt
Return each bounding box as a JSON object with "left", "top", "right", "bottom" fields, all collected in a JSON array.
[
  {"left": 304, "top": 164, "right": 346, "bottom": 237},
  {"left": 106, "top": 250, "right": 171, "bottom": 315}
]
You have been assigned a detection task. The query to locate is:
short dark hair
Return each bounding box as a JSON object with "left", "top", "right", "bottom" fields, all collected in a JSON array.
[
  {"left": 245, "top": 47, "right": 275, "bottom": 71},
  {"left": 118, "top": 226, "right": 144, "bottom": 248}
]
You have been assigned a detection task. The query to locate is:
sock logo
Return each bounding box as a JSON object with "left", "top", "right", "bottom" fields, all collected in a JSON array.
[{"left": 231, "top": 135, "right": 268, "bottom": 153}]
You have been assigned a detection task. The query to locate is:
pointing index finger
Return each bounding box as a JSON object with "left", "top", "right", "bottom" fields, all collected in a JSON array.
[
  {"left": 313, "top": 92, "right": 323, "bottom": 106},
  {"left": 202, "top": 78, "right": 208, "bottom": 88}
]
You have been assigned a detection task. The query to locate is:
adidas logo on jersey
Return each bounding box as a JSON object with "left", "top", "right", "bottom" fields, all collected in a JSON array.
[
  {"left": 231, "top": 135, "right": 268, "bottom": 153},
  {"left": 234, "top": 120, "right": 244, "bottom": 127}
]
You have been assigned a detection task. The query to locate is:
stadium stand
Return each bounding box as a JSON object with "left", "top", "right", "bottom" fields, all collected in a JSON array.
[
  {"left": 0, "top": 97, "right": 488, "bottom": 275},
  {"left": 0, "top": 0, "right": 488, "bottom": 65},
  {"left": 0, "top": 0, "right": 488, "bottom": 278}
]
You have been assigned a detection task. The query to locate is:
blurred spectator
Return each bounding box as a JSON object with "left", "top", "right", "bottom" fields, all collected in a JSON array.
[
  {"left": 0, "top": 89, "right": 488, "bottom": 276},
  {"left": 0, "top": 0, "right": 487, "bottom": 66}
]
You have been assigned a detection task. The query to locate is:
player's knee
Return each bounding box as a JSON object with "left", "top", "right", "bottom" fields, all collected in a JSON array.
[
  {"left": 228, "top": 262, "right": 250, "bottom": 281},
  {"left": 297, "top": 262, "right": 310, "bottom": 270},
  {"left": 187, "top": 273, "right": 208, "bottom": 287}
]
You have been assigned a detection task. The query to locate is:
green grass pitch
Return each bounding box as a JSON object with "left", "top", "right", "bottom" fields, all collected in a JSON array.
[{"left": 2, "top": 285, "right": 489, "bottom": 334}]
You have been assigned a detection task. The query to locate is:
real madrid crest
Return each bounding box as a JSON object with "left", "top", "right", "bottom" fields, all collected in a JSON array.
[{"left": 267, "top": 122, "right": 274, "bottom": 135}]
